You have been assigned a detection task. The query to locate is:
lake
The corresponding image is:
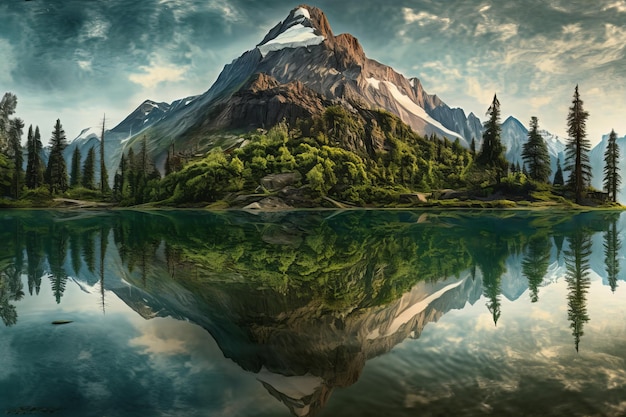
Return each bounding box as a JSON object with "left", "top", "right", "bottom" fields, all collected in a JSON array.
[{"left": 1, "top": 209, "right": 625, "bottom": 417}]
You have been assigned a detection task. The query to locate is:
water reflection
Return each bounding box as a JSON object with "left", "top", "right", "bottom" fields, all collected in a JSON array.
[{"left": 0, "top": 210, "right": 625, "bottom": 416}]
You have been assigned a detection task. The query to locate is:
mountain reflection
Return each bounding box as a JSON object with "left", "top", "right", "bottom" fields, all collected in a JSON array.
[{"left": 0, "top": 209, "right": 624, "bottom": 416}]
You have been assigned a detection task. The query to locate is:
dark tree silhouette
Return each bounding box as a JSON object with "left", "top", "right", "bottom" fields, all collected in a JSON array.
[
  {"left": 553, "top": 159, "right": 565, "bottom": 186},
  {"left": 522, "top": 117, "right": 551, "bottom": 183},
  {"left": 82, "top": 147, "right": 96, "bottom": 190},
  {"left": 45, "top": 119, "right": 69, "bottom": 194},
  {"left": 476, "top": 94, "right": 508, "bottom": 182},
  {"left": 603, "top": 130, "right": 621, "bottom": 203},
  {"left": 25, "top": 125, "right": 45, "bottom": 189},
  {"left": 70, "top": 147, "right": 82, "bottom": 188},
  {"left": 565, "top": 85, "right": 591, "bottom": 204}
]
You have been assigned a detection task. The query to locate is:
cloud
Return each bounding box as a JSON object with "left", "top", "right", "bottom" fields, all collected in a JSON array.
[
  {"left": 129, "top": 55, "right": 189, "bottom": 88},
  {"left": 0, "top": 39, "right": 16, "bottom": 84},
  {"left": 79, "top": 14, "right": 111, "bottom": 41},
  {"left": 402, "top": 8, "right": 451, "bottom": 29},
  {"left": 474, "top": 6, "right": 518, "bottom": 41},
  {"left": 603, "top": 1, "right": 626, "bottom": 12},
  {"left": 467, "top": 77, "right": 499, "bottom": 106}
]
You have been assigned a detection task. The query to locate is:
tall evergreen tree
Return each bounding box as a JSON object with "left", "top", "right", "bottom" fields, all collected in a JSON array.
[
  {"left": 565, "top": 85, "right": 591, "bottom": 204},
  {"left": 70, "top": 147, "right": 82, "bottom": 188},
  {"left": 82, "top": 147, "right": 96, "bottom": 190},
  {"left": 0, "top": 92, "right": 18, "bottom": 153},
  {"left": 112, "top": 154, "right": 125, "bottom": 201},
  {"left": 9, "top": 118, "right": 24, "bottom": 198},
  {"left": 476, "top": 94, "right": 507, "bottom": 181},
  {"left": 99, "top": 115, "right": 110, "bottom": 195},
  {"left": 25, "top": 125, "right": 45, "bottom": 189},
  {"left": 603, "top": 129, "right": 621, "bottom": 203},
  {"left": 553, "top": 159, "right": 564, "bottom": 186},
  {"left": 470, "top": 137, "right": 476, "bottom": 155},
  {"left": 45, "top": 119, "right": 69, "bottom": 194},
  {"left": 522, "top": 117, "right": 551, "bottom": 182}
]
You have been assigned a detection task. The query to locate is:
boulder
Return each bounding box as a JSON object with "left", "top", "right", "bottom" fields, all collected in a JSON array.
[
  {"left": 261, "top": 172, "right": 302, "bottom": 191},
  {"left": 243, "top": 197, "right": 293, "bottom": 210}
]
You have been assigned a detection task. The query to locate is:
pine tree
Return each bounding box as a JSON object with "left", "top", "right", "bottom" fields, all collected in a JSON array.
[
  {"left": 470, "top": 137, "right": 476, "bottom": 155},
  {"left": 82, "top": 147, "right": 96, "bottom": 190},
  {"left": 476, "top": 94, "right": 507, "bottom": 181},
  {"left": 603, "top": 129, "right": 621, "bottom": 203},
  {"left": 45, "top": 119, "right": 69, "bottom": 194},
  {"left": 553, "top": 159, "right": 564, "bottom": 186},
  {"left": 25, "top": 125, "right": 45, "bottom": 189},
  {"left": 127, "top": 147, "right": 136, "bottom": 199},
  {"left": 99, "top": 115, "right": 110, "bottom": 195},
  {"left": 522, "top": 117, "right": 551, "bottom": 182},
  {"left": 70, "top": 147, "right": 82, "bottom": 188},
  {"left": 9, "top": 117, "right": 24, "bottom": 198},
  {"left": 0, "top": 92, "right": 18, "bottom": 153},
  {"left": 112, "top": 154, "right": 125, "bottom": 201},
  {"left": 565, "top": 85, "right": 591, "bottom": 204}
]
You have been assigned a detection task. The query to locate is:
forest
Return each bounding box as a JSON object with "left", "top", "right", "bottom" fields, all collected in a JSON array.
[{"left": 0, "top": 87, "right": 621, "bottom": 208}]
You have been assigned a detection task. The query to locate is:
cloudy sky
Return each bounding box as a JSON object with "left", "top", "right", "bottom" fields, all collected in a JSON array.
[{"left": 2, "top": 0, "right": 626, "bottom": 145}]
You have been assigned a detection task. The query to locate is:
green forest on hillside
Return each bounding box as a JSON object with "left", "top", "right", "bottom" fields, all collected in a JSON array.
[{"left": 0, "top": 88, "right": 620, "bottom": 209}]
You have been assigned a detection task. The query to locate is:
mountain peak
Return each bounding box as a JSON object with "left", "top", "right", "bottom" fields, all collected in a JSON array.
[{"left": 257, "top": 5, "right": 330, "bottom": 57}]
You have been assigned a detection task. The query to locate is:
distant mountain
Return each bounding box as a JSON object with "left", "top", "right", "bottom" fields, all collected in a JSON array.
[{"left": 62, "top": 98, "right": 195, "bottom": 185}]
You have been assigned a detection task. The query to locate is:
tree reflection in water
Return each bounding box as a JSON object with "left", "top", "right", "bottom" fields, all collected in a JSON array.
[{"left": 0, "top": 210, "right": 624, "bottom": 416}]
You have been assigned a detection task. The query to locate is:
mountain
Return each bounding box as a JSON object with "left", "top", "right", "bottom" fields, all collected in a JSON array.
[
  {"left": 115, "top": 5, "right": 490, "bottom": 169},
  {"left": 62, "top": 98, "right": 196, "bottom": 185},
  {"left": 64, "top": 5, "right": 570, "bottom": 186}
]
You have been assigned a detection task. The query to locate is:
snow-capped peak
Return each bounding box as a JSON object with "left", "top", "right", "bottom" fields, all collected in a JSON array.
[
  {"left": 257, "top": 6, "right": 325, "bottom": 58},
  {"left": 293, "top": 7, "right": 310, "bottom": 19}
]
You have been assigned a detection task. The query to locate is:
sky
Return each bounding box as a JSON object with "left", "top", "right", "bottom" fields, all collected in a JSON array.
[{"left": 2, "top": 0, "right": 626, "bottom": 146}]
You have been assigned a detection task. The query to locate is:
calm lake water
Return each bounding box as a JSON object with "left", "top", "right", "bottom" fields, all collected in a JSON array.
[{"left": 1, "top": 209, "right": 626, "bottom": 417}]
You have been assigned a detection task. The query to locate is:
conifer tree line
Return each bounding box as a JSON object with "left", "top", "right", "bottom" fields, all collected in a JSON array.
[
  {"left": 475, "top": 85, "right": 620, "bottom": 203},
  {"left": 0, "top": 92, "right": 114, "bottom": 199},
  {"left": 0, "top": 86, "right": 622, "bottom": 205}
]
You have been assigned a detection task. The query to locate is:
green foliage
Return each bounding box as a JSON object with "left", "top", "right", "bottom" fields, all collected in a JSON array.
[
  {"left": 522, "top": 117, "right": 551, "bottom": 183},
  {"left": 70, "top": 147, "right": 82, "bottom": 188},
  {"left": 151, "top": 108, "right": 474, "bottom": 206},
  {"left": 553, "top": 159, "right": 565, "bottom": 186},
  {"left": 476, "top": 94, "right": 508, "bottom": 181},
  {"left": 25, "top": 126, "right": 45, "bottom": 189},
  {"left": 565, "top": 85, "right": 591, "bottom": 204},
  {"left": 82, "top": 147, "right": 96, "bottom": 190},
  {"left": 45, "top": 119, "right": 69, "bottom": 194},
  {"left": 603, "top": 129, "right": 621, "bottom": 203}
]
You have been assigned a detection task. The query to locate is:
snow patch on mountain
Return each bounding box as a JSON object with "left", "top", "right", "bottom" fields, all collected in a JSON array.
[
  {"left": 257, "top": 367, "right": 322, "bottom": 399},
  {"left": 258, "top": 24, "right": 324, "bottom": 57},
  {"left": 293, "top": 7, "right": 310, "bottom": 19},
  {"left": 366, "top": 77, "right": 380, "bottom": 90},
  {"left": 382, "top": 81, "right": 462, "bottom": 140},
  {"left": 366, "top": 277, "right": 467, "bottom": 340}
]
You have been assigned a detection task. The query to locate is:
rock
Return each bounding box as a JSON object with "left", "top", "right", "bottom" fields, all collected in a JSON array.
[
  {"left": 261, "top": 172, "right": 302, "bottom": 191},
  {"left": 399, "top": 193, "right": 430, "bottom": 204},
  {"left": 243, "top": 197, "right": 293, "bottom": 210}
]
